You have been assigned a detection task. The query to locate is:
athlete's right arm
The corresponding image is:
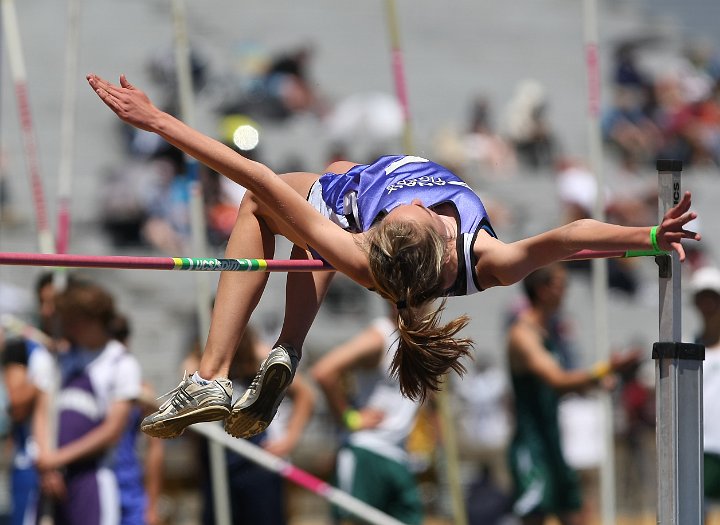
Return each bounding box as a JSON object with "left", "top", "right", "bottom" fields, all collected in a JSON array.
[{"left": 87, "top": 74, "right": 371, "bottom": 285}]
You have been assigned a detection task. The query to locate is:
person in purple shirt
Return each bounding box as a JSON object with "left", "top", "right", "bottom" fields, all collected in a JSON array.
[
  {"left": 31, "top": 282, "right": 140, "bottom": 525},
  {"left": 87, "top": 73, "right": 700, "bottom": 444}
]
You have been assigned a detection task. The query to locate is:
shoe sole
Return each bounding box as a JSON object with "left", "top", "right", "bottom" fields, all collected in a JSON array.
[
  {"left": 141, "top": 405, "right": 231, "bottom": 439},
  {"left": 224, "top": 362, "right": 292, "bottom": 439}
]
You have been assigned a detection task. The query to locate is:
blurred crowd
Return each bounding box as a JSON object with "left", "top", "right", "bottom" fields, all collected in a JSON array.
[
  {"left": 1, "top": 20, "right": 720, "bottom": 525},
  {"left": 603, "top": 37, "right": 720, "bottom": 173}
]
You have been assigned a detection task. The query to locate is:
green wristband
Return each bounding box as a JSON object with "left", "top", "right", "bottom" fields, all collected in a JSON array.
[
  {"left": 650, "top": 226, "right": 661, "bottom": 252},
  {"left": 342, "top": 409, "right": 362, "bottom": 431}
]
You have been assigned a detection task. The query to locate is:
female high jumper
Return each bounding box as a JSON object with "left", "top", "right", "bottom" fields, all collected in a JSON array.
[{"left": 87, "top": 74, "right": 700, "bottom": 440}]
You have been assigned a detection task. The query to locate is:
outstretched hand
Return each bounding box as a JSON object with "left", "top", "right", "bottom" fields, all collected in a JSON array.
[
  {"left": 656, "top": 191, "right": 701, "bottom": 262},
  {"left": 86, "top": 74, "right": 159, "bottom": 132}
]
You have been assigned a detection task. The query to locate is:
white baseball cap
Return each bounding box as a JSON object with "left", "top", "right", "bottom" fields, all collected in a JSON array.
[{"left": 690, "top": 266, "right": 720, "bottom": 296}]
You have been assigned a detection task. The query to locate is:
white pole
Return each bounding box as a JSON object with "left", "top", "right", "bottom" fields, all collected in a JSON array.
[
  {"left": 0, "top": 0, "right": 54, "bottom": 254},
  {"left": 582, "top": 0, "right": 614, "bottom": 523},
  {"left": 170, "top": 2, "right": 230, "bottom": 525},
  {"left": 55, "top": 0, "right": 81, "bottom": 255}
]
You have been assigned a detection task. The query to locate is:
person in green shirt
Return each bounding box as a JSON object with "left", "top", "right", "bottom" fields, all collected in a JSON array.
[{"left": 506, "top": 263, "right": 639, "bottom": 525}]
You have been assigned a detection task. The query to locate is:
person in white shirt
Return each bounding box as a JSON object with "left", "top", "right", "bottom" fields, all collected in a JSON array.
[
  {"left": 30, "top": 281, "right": 141, "bottom": 525},
  {"left": 312, "top": 306, "right": 423, "bottom": 524},
  {"left": 689, "top": 266, "right": 720, "bottom": 503}
]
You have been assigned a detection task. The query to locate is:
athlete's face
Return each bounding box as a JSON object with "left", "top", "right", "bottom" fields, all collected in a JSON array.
[
  {"left": 386, "top": 199, "right": 450, "bottom": 239},
  {"left": 385, "top": 199, "right": 457, "bottom": 290}
]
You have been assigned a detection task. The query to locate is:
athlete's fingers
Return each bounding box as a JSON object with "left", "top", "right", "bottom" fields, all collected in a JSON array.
[
  {"left": 678, "top": 211, "right": 698, "bottom": 226},
  {"left": 87, "top": 73, "right": 112, "bottom": 91},
  {"left": 666, "top": 191, "right": 692, "bottom": 219},
  {"left": 672, "top": 242, "right": 686, "bottom": 262},
  {"left": 87, "top": 74, "right": 122, "bottom": 101},
  {"left": 94, "top": 86, "right": 121, "bottom": 113},
  {"left": 119, "top": 74, "right": 134, "bottom": 90}
]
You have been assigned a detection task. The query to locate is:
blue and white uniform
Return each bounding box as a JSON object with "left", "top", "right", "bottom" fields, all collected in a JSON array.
[
  {"left": 30, "top": 340, "right": 141, "bottom": 525},
  {"left": 309, "top": 155, "right": 497, "bottom": 296},
  {"left": 0, "top": 338, "right": 53, "bottom": 525},
  {"left": 113, "top": 406, "right": 147, "bottom": 525}
]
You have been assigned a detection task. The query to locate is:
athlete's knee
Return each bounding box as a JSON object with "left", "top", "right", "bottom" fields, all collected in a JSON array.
[
  {"left": 238, "top": 189, "right": 261, "bottom": 212},
  {"left": 238, "top": 189, "right": 276, "bottom": 224},
  {"left": 324, "top": 160, "right": 357, "bottom": 174}
]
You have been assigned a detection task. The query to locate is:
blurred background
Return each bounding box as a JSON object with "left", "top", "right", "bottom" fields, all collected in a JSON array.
[{"left": 0, "top": 0, "right": 719, "bottom": 523}]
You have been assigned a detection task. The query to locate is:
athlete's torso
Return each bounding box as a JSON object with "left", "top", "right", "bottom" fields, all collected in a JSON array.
[
  {"left": 318, "top": 155, "right": 497, "bottom": 295},
  {"left": 319, "top": 155, "right": 492, "bottom": 232}
]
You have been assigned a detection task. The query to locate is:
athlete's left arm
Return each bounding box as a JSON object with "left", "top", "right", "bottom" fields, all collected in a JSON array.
[{"left": 474, "top": 191, "right": 699, "bottom": 289}]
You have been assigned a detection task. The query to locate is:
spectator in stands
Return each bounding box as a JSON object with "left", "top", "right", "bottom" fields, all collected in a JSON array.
[
  {"left": 311, "top": 306, "right": 424, "bottom": 525},
  {"left": 689, "top": 266, "right": 720, "bottom": 508},
  {"left": 502, "top": 79, "right": 557, "bottom": 170},
  {"left": 554, "top": 158, "right": 648, "bottom": 297},
  {"left": 506, "top": 264, "right": 639, "bottom": 524},
  {"left": 30, "top": 281, "right": 141, "bottom": 525},
  {"left": 1, "top": 336, "right": 53, "bottom": 525},
  {"left": 108, "top": 314, "right": 164, "bottom": 525}
]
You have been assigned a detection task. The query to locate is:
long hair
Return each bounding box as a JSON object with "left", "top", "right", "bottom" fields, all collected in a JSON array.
[
  {"left": 55, "top": 281, "right": 117, "bottom": 332},
  {"left": 365, "top": 219, "right": 474, "bottom": 401}
]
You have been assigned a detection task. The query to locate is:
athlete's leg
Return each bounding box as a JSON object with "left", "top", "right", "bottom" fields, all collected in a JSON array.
[
  {"left": 198, "top": 172, "right": 321, "bottom": 379},
  {"left": 224, "top": 241, "right": 336, "bottom": 438},
  {"left": 141, "top": 172, "right": 320, "bottom": 438},
  {"left": 196, "top": 192, "right": 275, "bottom": 379},
  {"left": 275, "top": 244, "right": 337, "bottom": 355}
]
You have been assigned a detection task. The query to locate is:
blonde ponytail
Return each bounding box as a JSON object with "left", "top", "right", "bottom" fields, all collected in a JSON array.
[
  {"left": 365, "top": 218, "right": 474, "bottom": 401},
  {"left": 392, "top": 301, "right": 473, "bottom": 401}
]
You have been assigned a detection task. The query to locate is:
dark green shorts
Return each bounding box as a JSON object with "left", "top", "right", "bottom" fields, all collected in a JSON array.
[
  {"left": 508, "top": 441, "right": 582, "bottom": 517},
  {"left": 705, "top": 452, "right": 720, "bottom": 500},
  {"left": 333, "top": 445, "right": 423, "bottom": 525}
]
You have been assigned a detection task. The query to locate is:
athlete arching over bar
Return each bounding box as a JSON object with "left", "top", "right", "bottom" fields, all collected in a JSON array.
[{"left": 87, "top": 74, "right": 700, "bottom": 440}]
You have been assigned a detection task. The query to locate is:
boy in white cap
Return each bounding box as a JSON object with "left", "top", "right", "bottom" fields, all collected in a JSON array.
[{"left": 690, "top": 266, "right": 720, "bottom": 503}]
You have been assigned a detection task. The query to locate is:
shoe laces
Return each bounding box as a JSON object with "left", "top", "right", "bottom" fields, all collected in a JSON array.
[
  {"left": 156, "top": 372, "right": 191, "bottom": 411},
  {"left": 247, "top": 361, "right": 265, "bottom": 395}
]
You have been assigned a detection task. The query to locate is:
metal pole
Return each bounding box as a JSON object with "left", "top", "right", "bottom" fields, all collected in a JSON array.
[
  {"left": 654, "top": 159, "right": 703, "bottom": 524},
  {"left": 0, "top": 250, "right": 667, "bottom": 272}
]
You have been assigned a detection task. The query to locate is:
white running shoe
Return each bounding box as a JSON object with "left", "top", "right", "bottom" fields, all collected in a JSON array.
[
  {"left": 224, "top": 344, "right": 298, "bottom": 438},
  {"left": 141, "top": 373, "right": 232, "bottom": 439}
]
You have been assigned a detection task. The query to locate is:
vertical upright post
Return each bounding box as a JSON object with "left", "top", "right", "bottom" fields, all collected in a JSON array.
[{"left": 654, "top": 159, "right": 704, "bottom": 524}]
